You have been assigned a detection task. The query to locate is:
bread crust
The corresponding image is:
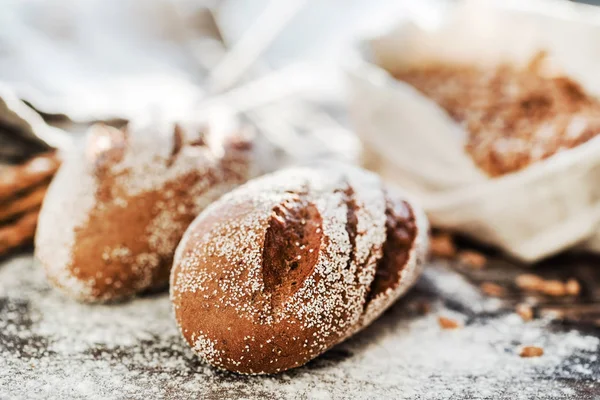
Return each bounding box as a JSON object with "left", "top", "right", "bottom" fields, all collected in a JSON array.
[
  {"left": 170, "top": 162, "right": 428, "bottom": 374},
  {"left": 394, "top": 61, "right": 600, "bottom": 176},
  {"left": 35, "top": 118, "right": 255, "bottom": 302}
]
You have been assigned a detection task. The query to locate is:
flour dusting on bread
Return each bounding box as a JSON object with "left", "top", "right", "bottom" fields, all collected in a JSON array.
[
  {"left": 36, "top": 115, "right": 256, "bottom": 302},
  {"left": 171, "top": 162, "right": 429, "bottom": 374}
]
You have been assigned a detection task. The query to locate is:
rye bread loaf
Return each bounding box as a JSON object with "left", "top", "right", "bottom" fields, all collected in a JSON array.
[
  {"left": 170, "top": 162, "right": 428, "bottom": 374},
  {"left": 35, "top": 117, "right": 255, "bottom": 302},
  {"left": 394, "top": 60, "right": 600, "bottom": 176}
]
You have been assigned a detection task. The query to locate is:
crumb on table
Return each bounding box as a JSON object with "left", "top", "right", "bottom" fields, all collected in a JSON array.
[
  {"left": 438, "top": 316, "right": 461, "bottom": 330},
  {"left": 515, "top": 274, "right": 546, "bottom": 291},
  {"left": 515, "top": 304, "right": 534, "bottom": 321},
  {"left": 515, "top": 274, "right": 580, "bottom": 297},
  {"left": 480, "top": 282, "right": 505, "bottom": 297},
  {"left": 458, "top": 250, "right": 487, "bottom": 269},
  {"left": 542, "top": 280, "right": 567, "bottom": 297},
  {"left": 430, "top": 233, "right": 457, "bottom": 259},
  {"left": 566, "top": 279, "right": 581, "bottom": 296},
  {"left": 520, "top": 346, "right": 544, "bottom": 358}
]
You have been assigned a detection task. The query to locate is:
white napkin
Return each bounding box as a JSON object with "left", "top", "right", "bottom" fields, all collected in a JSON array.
[
  {"left": 0, "top": 0, "right": 222, "bottom": 122},
  {"left": 348, "top": 0, "right": 600, "bottom": 262}
]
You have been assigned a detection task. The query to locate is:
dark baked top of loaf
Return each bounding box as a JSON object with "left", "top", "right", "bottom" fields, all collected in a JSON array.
[
  {"left": 171, "top": 162, "right": 428, "bottom": 374},
  {"left": 394, "top": 56, "right": 600, "bottom": 176}
]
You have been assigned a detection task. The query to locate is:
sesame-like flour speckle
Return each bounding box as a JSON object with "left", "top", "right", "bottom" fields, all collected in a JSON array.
[{"left": 2, "top": 255, "right": 599, "bottom": 399}]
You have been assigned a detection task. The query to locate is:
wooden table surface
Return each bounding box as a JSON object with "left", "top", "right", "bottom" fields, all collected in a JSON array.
[{"left": 1, "top": 246, "right": 599, "bottom": 400}]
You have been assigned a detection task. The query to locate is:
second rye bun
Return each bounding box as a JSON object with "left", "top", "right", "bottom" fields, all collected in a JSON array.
[
  {"left": 36, "top": 114, "right": 256, "bottom": 302},
  {"left": 171, "top": 162, "right": 429, "bottom": 374}
]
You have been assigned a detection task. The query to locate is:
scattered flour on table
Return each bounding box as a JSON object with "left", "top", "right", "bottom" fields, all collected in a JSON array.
[{"left": 0, "top": 255, "right": 598, "bottom": 400}]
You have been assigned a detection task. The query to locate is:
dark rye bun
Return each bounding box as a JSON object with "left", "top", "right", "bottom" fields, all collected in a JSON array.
[
  {"left": 35, "top": 115, "right": 256, "bottom": 302},
  {"left": 170, "top": 162, "right": 429, "bottom": 374}
]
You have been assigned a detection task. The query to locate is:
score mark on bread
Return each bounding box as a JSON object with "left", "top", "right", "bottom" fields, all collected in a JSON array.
[{"left": 262, "top": 193, "right": 322, "bottom": 308}]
